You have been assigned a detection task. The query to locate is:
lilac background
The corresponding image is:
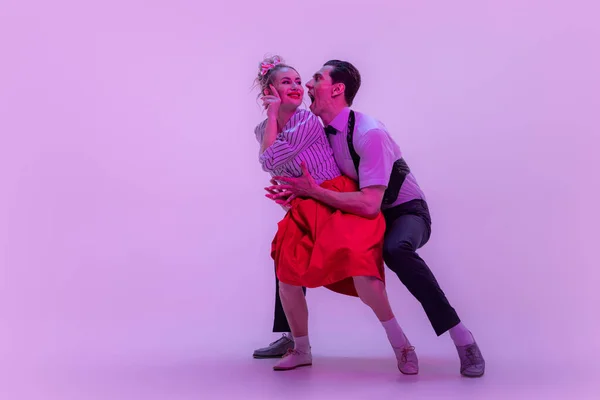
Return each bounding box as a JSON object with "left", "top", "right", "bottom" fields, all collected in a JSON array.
[{"left": 1, "top": 0, "right": 598, "bottom": 398}]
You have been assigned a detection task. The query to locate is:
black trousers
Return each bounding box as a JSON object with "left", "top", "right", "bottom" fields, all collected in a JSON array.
[{"left": 271, "top": 199, "right": 460, "bottom": 336}]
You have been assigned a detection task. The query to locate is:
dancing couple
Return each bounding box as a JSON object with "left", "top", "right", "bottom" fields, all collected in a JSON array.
[{"left": 251, "top": 55, "right": 485, "bottom": 377}]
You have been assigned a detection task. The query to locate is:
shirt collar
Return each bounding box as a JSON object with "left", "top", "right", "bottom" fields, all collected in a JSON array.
[{"left": 328, "top": 107, "right": 351, "bottom": 133}]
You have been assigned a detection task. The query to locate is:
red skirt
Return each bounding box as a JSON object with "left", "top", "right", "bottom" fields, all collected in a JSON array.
[{"left": 271, "top": 175, "right": 386, "bottom": 297}]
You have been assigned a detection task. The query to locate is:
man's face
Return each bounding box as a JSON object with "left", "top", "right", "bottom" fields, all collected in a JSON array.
[{"left": 305, "top": 65, "right": 336, "bottom": 117}]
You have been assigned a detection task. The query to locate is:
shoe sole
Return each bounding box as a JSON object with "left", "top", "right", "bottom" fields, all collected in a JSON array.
[
  {"left": 253, "top": 354, "right": 285, "bottom": 359},
  {"left": 273, "top": 362, "right": 312, "bottom": 371},
  {"left": 461, "top": 370, "right": 485, "bottom": 378},
  {"left": 399, "top": 370, "right": 419, "bottom": 375}
]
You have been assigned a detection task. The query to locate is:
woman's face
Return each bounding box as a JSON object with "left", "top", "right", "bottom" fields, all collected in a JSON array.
[{"left": 267, "top": 67, "right": 304, "bottom": 109}]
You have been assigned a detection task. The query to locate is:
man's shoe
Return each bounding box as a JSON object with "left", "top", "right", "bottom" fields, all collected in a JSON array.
[
  {"left": 253, "top": 334, "right": 294, "bottom": 359},
  {"left": 456, "top": 341, "right": 485, "bottom": 377}
]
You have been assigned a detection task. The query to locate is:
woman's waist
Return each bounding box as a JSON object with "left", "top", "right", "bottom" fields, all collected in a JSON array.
[
  {"left": 318, "top": 174, "right": 358, "bottom": 192},
  {"left": 308, "top": 167, "right": 342, "bottom": 185}
]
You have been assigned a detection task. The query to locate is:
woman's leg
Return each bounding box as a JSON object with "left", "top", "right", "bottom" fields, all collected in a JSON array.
[
  {"left": 352, "top": 276, "right": 394, "bottom": 322},
  {"left": 273, "top": 281, "right": 312, "bottom": 370},
  {"left": 353, "top": 276, "right": 419, "bottom": 374},
  {"left": 278, "top": 282, "right": 309, "bottom": 338}
]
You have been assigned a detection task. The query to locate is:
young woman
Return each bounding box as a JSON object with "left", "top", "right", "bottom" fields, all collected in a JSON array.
[{"left": 253, "top": 56, "right": 418, "bottom": 374}]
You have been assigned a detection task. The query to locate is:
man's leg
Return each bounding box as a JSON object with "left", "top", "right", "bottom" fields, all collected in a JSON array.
[
  {"left": 383, "top": 213, "right": 460, "bottom": 336},
  {"left": 383, "top": 213, "right": 485, "bottom": 377},
  {"left": 252, "top": 275, "right": 306, "bottom": 359}
]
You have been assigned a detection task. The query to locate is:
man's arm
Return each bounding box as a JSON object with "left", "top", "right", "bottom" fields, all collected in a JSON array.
[
  {"left": 268, "top": 163, "right": 386, "bottom": 219},
  {"left": 311, "top": 185, "right": 385, "bottom": 219},
  {"left": 269, "top": 128, "right": 396, "bottom": 218},
  {"left": 309, "top": 127, "right": 396, "bottom": 218}
]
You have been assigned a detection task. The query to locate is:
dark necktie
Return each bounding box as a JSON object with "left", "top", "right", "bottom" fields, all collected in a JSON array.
[{"left": 324, "top": 125, "right": 337, "bottom": 135}]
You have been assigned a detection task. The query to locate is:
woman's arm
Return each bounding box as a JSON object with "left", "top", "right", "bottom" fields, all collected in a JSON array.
[
  {"left": 260, "top": 116, "right": 278, "bottom": 154},
  {"left": 259, "top": 112, "right": 323, "bottom": 170},
  {"left": 259, "top": 84, "right": 281, "bottom": 154}
]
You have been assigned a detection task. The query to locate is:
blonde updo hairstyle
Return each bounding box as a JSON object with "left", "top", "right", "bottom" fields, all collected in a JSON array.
[{"left": 254, "top": 55, "right": 297, "bottom": 97}]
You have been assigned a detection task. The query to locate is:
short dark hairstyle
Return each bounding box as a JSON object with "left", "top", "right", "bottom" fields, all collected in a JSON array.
[{"left": 324, "top": 60, "right": 361, "bottom": 106}]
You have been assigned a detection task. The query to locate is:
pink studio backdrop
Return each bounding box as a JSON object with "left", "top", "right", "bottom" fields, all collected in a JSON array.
[{"left": 1, "top": 0, "right": 598, "bottom": 397}]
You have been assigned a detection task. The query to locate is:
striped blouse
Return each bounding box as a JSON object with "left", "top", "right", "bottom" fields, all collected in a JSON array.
[{"left": 254, "top": 109, "right": 341, "bottom": 184}]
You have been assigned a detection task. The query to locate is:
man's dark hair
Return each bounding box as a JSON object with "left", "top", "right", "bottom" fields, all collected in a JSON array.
[{"left": 324, "top": 60, "right": 361, "bottom": 106}]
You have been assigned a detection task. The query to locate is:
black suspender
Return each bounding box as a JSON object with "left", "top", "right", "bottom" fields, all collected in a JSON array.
[
  {"left": 346, "top": 110, "right": 361, "bottom": 183},
  {"left": 345, "top": 110, "right": 411, "bottom": 206}
]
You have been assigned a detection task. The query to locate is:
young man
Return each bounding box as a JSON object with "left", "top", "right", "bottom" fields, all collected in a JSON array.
[{"left": 257, "top": 60, "right": 485, "bottom": 377}]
